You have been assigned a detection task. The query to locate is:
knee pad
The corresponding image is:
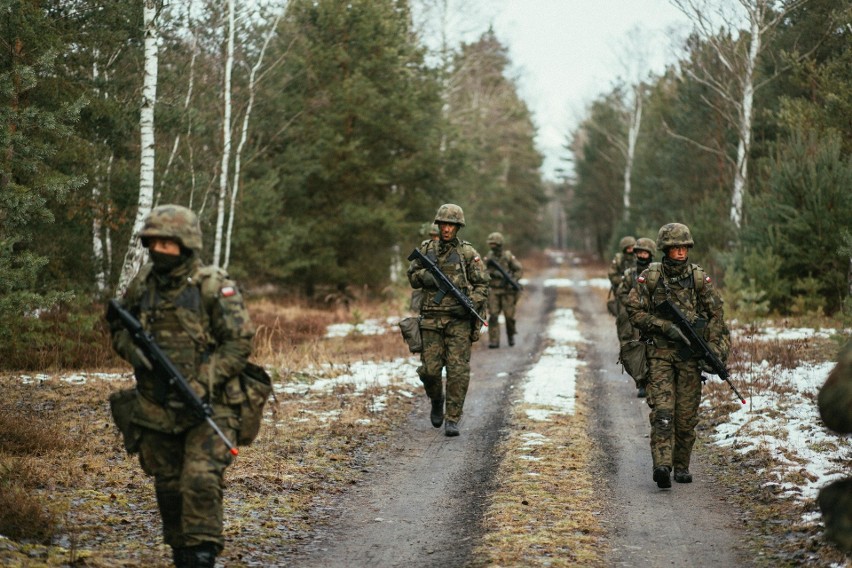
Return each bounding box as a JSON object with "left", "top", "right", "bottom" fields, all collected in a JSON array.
[{"left": 654, "top": 410, "right": 673, "bottom": 433}]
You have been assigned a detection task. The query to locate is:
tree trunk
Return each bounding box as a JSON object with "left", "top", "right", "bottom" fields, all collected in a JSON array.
[
  {"left": 213, "top": 0, "right": 235, "bottom": 268},
  {"left": 116, "top": 0, "right": 159, "bottom": 295},
  {"left": 623, "top": 84, "right": 642, "bottom": 222}
]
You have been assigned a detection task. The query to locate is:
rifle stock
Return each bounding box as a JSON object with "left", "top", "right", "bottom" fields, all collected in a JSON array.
[
  {"left": 107, "top": 300, "right": 239, "bottom": 455},
  {"left": 408, "top": 249, "right": 487, "bottom": 326},
  {"left": 657, "top": 299, "right": 746, "bottom": 405},
  {"left": 486, "top": 257, "right": 523, "bottom": 292}
]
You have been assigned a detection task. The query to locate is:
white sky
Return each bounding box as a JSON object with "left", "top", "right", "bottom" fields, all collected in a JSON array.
[{"left": 417, "top": 0, "right": 692, "bottom": 181}]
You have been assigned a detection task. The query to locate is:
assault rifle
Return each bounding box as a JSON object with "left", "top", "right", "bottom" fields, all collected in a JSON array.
[
  {"left": 486, "top": 257, "right": 523, "bottom": 292},
  {"left": 107, "top": 299, "right": 239, "bottom": 455},
  {"left": 657, "top": 298, "right": 746, "bottom": 405},
  {"left": 408, "top": 248, "right": 488, "bottom": 327}
]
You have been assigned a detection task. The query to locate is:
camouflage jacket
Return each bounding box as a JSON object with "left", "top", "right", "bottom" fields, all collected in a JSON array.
[
  {"left": 407, "top": 237, "right": 489, "bottom": 318},
  {"left": 486, "top": 248, "right": 523, "bottom": 290},
  {"left": 819, "top": 339, "right": 852, "bottom": 433},
  {"left": 624, "top": 259, "right": 729, "bottom": 358},
  {"left": 110, "top": 255, "right": 255, "bottom": 431},
  {"left": 608, "top": 252, "right": 635, "bottom": 289}
]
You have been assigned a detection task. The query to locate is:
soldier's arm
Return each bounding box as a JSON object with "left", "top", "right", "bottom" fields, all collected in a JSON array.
[
  {"left": 208, "top": 277, "right": 255, "bottom": 382},
  {"left": 819, "top": 340, "right": 852, "bottom": 433},
  {"left": 607, "top": 257, "right": 622, "bottom": 287},
  {"left": 625, "top": 279, "right": 669, "bottom": 335},
  {"left": 509, "top": 253, "right": 523, "bottom": 279},
  {"left": 467, "top": 250, "right": 490, "bottom": 305},
  {"left": 108, "top": 273, "right": 146, "bottom": 365},
  {"left": 700, "top": 280, "right": 730, "bottom": 358},
  {"left": 407, "top": 244, "right": 429, "bottom": 289}
]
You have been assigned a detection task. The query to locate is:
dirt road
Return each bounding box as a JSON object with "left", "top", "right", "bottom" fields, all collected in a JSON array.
[{"left": 295, "top": 262, "right": 748, "bottom": 567}]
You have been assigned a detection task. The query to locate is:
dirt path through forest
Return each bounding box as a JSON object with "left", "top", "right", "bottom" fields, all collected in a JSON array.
[{"left": 294, "top": 262, "right": 749, "bottom": 567}]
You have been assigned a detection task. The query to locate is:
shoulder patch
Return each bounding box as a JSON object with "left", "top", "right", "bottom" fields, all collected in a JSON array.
[
  {"left": 221, "top": 286, "right": 236, "bottom": 298},
  {"left": 637, "top": 275, "right": 646, "bottom": 283},
  {"left": 705, "top": 275, "right": 712, "bottom": 283}
]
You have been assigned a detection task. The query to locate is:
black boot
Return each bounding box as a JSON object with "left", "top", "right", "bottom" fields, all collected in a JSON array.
[
  {"left": 674, "top": 469, "right": 692, "bottom": 483},
  {"left": 508, "top": 335, "right": 515, "bottom": 346},
  {"left": 430, "top": 397, "right": 444, "bottom": 428},
  {"left": 636, "top": 385, "right": 647, "bottom": 398},
  {"left": 171, "top": 546, "right": 189, "bottom": 568},
  {"left": 444, "top": 421, "right": 459, "bottom": 437},
  {"left": 653, "top": 466, "right": 671, "bottom": 488},
  {"left": 185, "top": 543, "right": 217, "bottom": 568}
]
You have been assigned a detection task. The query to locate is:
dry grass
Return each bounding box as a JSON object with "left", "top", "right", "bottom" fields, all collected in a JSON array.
[{"left": 469, "top": 285, "right": 607, "bottom": 567}]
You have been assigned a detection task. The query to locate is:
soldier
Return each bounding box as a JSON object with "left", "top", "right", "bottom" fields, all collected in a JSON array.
[
  {"left": 107, "top": 205, "right": 255, "bottom": 567},
  {"left": 607, "top": 236, "right": 636, "bottom": 316},
  {"left": 615, "top": 237, "right": 656, "bottom": 397},
  {"left": 817, "top": 339, "right": 852, "bottom": 553},
  {"left": 407, "top": 204, "right": 489, "bottom": 436},
  {"left": 485, "top": 232, "right": 523, "bottom": 348},
  {"left": 624, "top": 223, "right": 730, "bottom": 488},
  {"left": 409, "top": 224, "right": 440, "bottom": 313}
]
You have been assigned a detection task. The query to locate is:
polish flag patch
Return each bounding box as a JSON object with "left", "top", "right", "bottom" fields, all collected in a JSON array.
[
  {"left": 221, "top": 286, "right": 236, "bottom": 297},
  {"left": 705, "top": 276, "right": 712, "bottom": 283},
  {"left": 637, "top": 275, "right": 646, "bottom": 283}
]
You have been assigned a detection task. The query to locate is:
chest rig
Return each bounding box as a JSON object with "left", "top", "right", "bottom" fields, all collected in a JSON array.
[
  {"left": 134, "top": 265, "right": 217, "bottom": 404},
  {"left": 422, "top": 240, "right": 471, "bottom": 312},
  {"left": 645, "top": 261, "right": 707, "bottom": 323}
]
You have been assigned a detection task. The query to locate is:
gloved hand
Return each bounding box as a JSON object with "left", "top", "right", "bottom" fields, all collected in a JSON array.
[
  {"left": 708, "top": 342, "right": 724, "bottom": 361},
  {"left": 664, "top": 322, "right": 691, "bottom": 345},
  {"left": 420, "top": 270, "right": 438, "bottom": 289},
  {"left": 698, "top": 359, "right": 715, "bottom": 374}
]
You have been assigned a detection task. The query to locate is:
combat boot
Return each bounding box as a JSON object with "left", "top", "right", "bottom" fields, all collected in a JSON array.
[
  {"left": 636, "top": 385, "right": 647, "bottom": 398},
  {"left": 171, "top": 546, "right": 189, "bottom": 568},
  {"left": 430, "top": 397, "right": 444, "bottom": 428},
  {"left": 444, "top": 420, "right": 459, "bottom": 437},
  {"left": 185, "top": 543, "right": 217, "bottom": 568},
  {"left": 653, "top": 466, "right": 671, "bottom": 488},
  {"left": 674, "top": 469, "right": 692, "bottom": 483},
  {"left": 508, "top": 335, "right": 515, "bottom": 346},
  {"left": 488, "top": 343, "right": 499, "bottom": 349}
]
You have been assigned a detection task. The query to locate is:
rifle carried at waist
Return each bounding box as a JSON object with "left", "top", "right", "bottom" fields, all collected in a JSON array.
[
  {"left": 656, "top": 299, "right": 746, "bottom": 405},
  {"left": 408, "top": 248, "right": 487, "bottom": 326},
  {"left": 486, "top": 257, "right": 523, "bottom": 292},
  {"left": 107, "top": 299, "right": 239, "bottom": 455}
]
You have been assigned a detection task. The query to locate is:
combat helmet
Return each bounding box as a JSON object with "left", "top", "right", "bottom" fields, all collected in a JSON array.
[
  {"left": 633, "top": 237, "right": 657, "bottom": 257},
  {"left": 618, "top": 236, "right": 636, "bottom": 252},
  {"left": 487, "top": 232, "right": 504, "bottom": 246},
  {"left": 434, "top": 203, "right": 465, "bottom": 227},
  {"left": 656, "top": 222, "right": 694, "bottom": 250},
  {"left": 140, "top": 204, "right": 203, "bottom": 251}
]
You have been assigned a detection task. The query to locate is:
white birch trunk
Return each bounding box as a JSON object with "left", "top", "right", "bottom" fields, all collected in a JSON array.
[
  {"left": 116, "top": 0, "right": 159, "bottom": 295},
  {"left": 90, "top": 58, "right": 108, "bottom": 294},
  {"left": 213, "top": 0, "right": 235, "bottom": 268},
  {"left": 729, "top": 3, "right": 761, "bottom": 229},
  {"left": 224, "top": 6, "right": 285, "bottom": 269},
  {"left": 623, "top": 84, "right": 643, "bottom": 222}
]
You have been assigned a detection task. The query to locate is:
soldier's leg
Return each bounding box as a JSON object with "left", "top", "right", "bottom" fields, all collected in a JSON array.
[
  {"left": 487, "top": 292, "right": 501, "bottom": 347},
  {"left": 647, "top": 353, "right": 676, "bottom": 470},
  {"left": 181, "top": 416, "right": 238, "bottom": 554},
  {"left": 138, "top": 430, "right": 185, "bottom": 550},
  {"left": 672, "top": 359, "right": 702, "bottom": 472},
  {"left": 444, "top": 318, "right": 473, "bottom": 424},
  {"left": 417, "top": 320, "right": 446, "bottom": 402},
  {"left": 504, "top": 293, "right": 517, "bottom": 345}
]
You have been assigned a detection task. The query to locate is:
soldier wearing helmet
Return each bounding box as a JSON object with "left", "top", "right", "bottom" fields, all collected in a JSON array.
[
  {"left": 615, "top": 237, "right": 656, "bottom": 397},
  {"left": 485, "top": 231, "right": 523, "bottom": 348},
  {"left": 817, "top": 339, "right": 852, "bottom": 554},
  {"left": 407, "top": 204, "right": 489, "bottom": 437},
  {"left": 107, "top": 204, "right": 255, "bottom": 567},
  {"left": 625, "top": 222, "right": 730, "bottom": 489},
  {"left": 607, "top": 236, "right": 636, "bottom": 316}
]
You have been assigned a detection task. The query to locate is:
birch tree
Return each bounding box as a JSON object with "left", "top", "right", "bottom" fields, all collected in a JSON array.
[
  {"left": 671, "top": 0, "right": 808, "bottom": 229},
  {"left": 116, "top": 0, "right": 161, "bottom": 294},
  {"left": 212, "top": 0, "right": 235, "bottom": 268}
]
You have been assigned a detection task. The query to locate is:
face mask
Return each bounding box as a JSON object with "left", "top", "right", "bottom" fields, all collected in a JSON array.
[
  {"left": 150, "top": 250, "right": 184, "bottom": 274},
  {"left": 636, "top": 257, "right": 652, "bottom": 270}
]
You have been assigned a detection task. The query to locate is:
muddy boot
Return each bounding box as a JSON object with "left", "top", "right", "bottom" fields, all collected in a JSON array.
[
  {"left": 430, "top": 397, "right": 444, "bottom": 428},
  {"left": 653, "top": 466, "right": 671, "bottom": 488},
  {"left": 488, "top": 343, "right": 499, "bottom": 349},
  {"left": 674, "top": 469, "right": 692, "bottom": 483},
  {"left": 444, "top": 421, "right": 459, "bottom": 437}
]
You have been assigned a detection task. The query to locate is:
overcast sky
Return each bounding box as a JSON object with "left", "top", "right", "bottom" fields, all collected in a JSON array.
[{"left": 417, "top": 0, "right": 693, "bottom": 181}]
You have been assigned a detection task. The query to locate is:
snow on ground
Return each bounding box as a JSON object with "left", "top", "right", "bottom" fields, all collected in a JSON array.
[
  {"left": 277, "top": 357, "right": 421, "bottom": 397},
  {"left": 731, "top": 325, "right": 840, "bottom": 342},
  {"left": 324, "top": 317, "right": 399, "bottom": 338}
]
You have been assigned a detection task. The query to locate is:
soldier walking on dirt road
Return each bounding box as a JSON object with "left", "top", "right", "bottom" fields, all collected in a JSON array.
[
  {"left": 615, "top": 237, "right": 656, "bottom": 398},
  {"left": 407, "top": 204, "right": 489, "bottom": 437},
  {"left": 624, "top": 223, "right": 730, "bottom": 489},
  {"left": 485, "top": 231, "right": 523, "bottom": 348}
]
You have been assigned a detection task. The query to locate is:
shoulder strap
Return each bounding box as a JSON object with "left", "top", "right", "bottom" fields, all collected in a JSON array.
[
  {"left": 645, "top": 262, "right": 662, "bottom": 292},
  {"left": 691, "top": 264, "right": 705, "bottom": 292}
]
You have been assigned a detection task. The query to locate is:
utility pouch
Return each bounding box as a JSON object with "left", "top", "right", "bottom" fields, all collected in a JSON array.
[
  {"left": 398, "top": 316, "right": 423, "bottom": 353},
  {"left": 109, "top": 388, "right": 143, "bottom": 454},
  {"left": 619, "top": 339, "right": 647, "bottom": 383},
  {"left": 237, "top": 362, "right": 273, "bottom": 446}
]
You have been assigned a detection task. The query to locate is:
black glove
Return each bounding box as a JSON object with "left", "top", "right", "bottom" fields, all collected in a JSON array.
[
  {"left": 664, "top": 322, "right": 691, "bottom": 345},
  {"left": 420, "top": 270, "right": 438, "bottom": 289},
  {"left": 697, "top": 359, "right": 715, "bottom": 374}
]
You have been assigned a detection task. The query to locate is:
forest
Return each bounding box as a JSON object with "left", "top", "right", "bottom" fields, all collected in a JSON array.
[{"left": 1, "top": 0, "right": 851, "bottom": 370}]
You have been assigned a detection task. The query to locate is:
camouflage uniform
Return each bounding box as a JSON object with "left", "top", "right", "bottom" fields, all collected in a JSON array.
[
  {"left": 607, "top": 236, "right": 636, "bottom": 316},
  {"left": 485, "top": 232, "right": 523, "bottom": 348},
  {"left": 408, "top": 205, "right": 488, "bottom": 435},
  {"left": 108, "top": 205, "right": 254, "bottom": 567},
  {"left": 817, "top": 339, "right": 852, "bottom": 553},
  {"left": 615, "top": 237, "right": 656, "bottom": 395},
  {"left": 409, "top": 224, "right": 440, "bottom": 313},
  {"left": 625, "top": 223, "right": 729, "bottom": 488}
]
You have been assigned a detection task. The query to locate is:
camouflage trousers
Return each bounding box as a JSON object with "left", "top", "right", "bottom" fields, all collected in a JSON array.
[
  {"left": 646, "top": 348, "right": 702, "bottom": 470},
  {"left": 138, "top": 411, "right": 238, "bottom": 551},
  {"left": 418, "top": 315, "right": 473, "bottom": 422},
  {"left": 487, "top": 290, "right": 518, "bottom": 345}
]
